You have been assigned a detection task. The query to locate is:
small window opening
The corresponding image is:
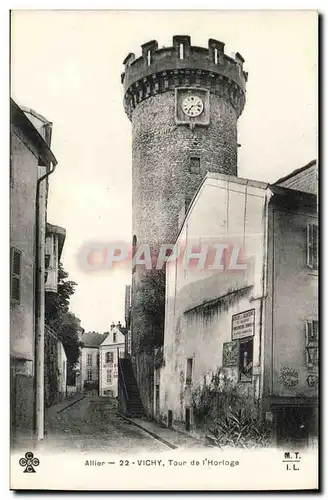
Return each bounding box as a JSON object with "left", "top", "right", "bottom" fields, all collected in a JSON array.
[
  {"left": 179, "top": 43, "right": 184, "bottom": 60},
  {"left": 214, "top": 47, "right": 218, "bottom": 64},
  {"left": 147, "top": 50, "right": 151, "bottom": 66},
  {"left": 132, "top": 235, "right": 137, "bottom": 258},
  {"left": 189, "top": 157, "right": 200, "bottom": 174}
]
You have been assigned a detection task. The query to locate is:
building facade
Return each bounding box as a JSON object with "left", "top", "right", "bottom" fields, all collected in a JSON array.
[
  {"left": 44, "top": 326, "right": 68, "bottom": 407},
  {"left": 122, "top": 35, "right": 248, "bottom": 416},
  {"left": 99, "top": 324, "right": 126, "bottom": 397},
  {"left": 79, "top": 332, "right": 106, "bottom": 393},
  {"left": 10, "top": 98, "right": 58, "bottom": 444},
  {"left": 57, "top": 341, "right": 68, "bottom": 401},
  {"left": 159, "top": 166, "right": 318, "bottom": 444}
]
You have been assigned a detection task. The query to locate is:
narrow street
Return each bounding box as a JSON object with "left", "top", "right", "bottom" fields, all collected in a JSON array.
[{"left": 44, "top": 396, "right": 168, "bottom": 453}]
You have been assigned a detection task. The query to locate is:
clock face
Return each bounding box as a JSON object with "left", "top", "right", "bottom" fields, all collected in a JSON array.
[{"left": 181, "top": 95, "right": 204, "bottom": 117}]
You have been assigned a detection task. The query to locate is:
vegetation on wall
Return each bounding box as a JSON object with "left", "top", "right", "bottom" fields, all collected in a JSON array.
[
  {"left": 44, "top": 328, "right": 59, "bottom": 408},
  {"left": 134, "top": 270, "right": 165, "bottom": 349},
  {"left": 45, "top": 262, "right": 82, "bottom": 380},
  {"left": 191, "top": 369, "right": 272, "bottom": 449}
]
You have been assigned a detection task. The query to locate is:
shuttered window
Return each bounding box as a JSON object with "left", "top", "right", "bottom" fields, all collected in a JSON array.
[
  {"left": 106, "top": 351, "right": 114, "bottom": 363},
  {"left": 305, "top": 320, "right": 319, "bottom": 367},
  {"left": 307, "top": 223, "right": 318, "bottom": 269},
  {"left": 186, "top": 358, "right": 193, "bottom": 384},
  {"left": 11, "top": 247, "right": 22, "bottom": 304}
]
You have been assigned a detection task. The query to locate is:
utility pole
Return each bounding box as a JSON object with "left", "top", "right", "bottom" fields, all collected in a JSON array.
[{"left": 35, "top": 162, "right": 56, "bottom": 441}]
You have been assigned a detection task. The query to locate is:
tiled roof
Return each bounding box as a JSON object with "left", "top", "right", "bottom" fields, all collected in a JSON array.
[
  {"left": 274, "top": 159, "right": 317, "bottom": 185},
  {"left": 81, "top": 332, "right": 107, "bottom": 348}
]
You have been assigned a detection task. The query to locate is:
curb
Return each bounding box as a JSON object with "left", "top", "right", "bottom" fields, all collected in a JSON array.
[
  {"left": 117, "top": 413, "right": 177, "bottom": 450},
  {"left": 56, "top": 395, "right": 86, "bottom": 414}
]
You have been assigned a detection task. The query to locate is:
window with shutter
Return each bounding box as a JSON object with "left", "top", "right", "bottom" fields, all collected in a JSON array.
[
  {"left": 305, "top": 320, "right": 319, "bottom": 368},
  {"left": 186, "top": 358, "right": 193, "bottom": 384},
  {"left": 106, "top": 351, "right": 114, "bottom": 364},
  {"left": 45, "top": 254, "right": 51, "bottom": 269},
  {"left": 307, "top": 223, "right": 318, "bottom": 269},
  {"left": 11, "top": 247, "right": 22, "bottom": 304}
]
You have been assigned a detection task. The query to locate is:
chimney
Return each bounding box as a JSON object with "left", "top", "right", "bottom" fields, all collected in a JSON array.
[{"left": 111, "top": 322, "right": 115, "bottom": 330}]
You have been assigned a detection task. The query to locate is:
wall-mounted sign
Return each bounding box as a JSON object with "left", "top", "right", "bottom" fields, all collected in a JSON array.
[
  {"left": 232, "top": 309, "right": 255, "bottom": 340},
  {"left": 222, "top": 341, "right": 240, "bottom": 367}
]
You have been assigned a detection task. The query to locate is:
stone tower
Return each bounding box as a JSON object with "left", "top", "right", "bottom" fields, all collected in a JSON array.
[{"left": 121, "top": 36, "right": 247, "bottom": 415}]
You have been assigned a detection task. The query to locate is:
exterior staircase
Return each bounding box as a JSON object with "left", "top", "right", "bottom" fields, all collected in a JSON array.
[{"left": 118, "top": 357, "right": 145, "bottom": 418}]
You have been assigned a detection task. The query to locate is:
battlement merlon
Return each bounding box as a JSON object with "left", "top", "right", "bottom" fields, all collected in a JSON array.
[{"left": 121, "top": 36, "right": 248, "bottom": 94}]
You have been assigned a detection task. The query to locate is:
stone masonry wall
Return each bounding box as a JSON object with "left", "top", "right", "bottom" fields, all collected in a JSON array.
[
  {"left": 131, "top": 91, "right": 238, "bottom": 415},
  {"left": 132, "top": 91, "right": 237, "bottom": 248}
]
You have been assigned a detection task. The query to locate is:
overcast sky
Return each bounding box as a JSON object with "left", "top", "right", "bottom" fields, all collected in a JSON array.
[{"left": 11, "top": 10, "right": 317, "bottom": 333}]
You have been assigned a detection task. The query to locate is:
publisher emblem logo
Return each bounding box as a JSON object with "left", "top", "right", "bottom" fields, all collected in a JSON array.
[{"left": 19, "top": 452, "right": 40, "bottom": 473}]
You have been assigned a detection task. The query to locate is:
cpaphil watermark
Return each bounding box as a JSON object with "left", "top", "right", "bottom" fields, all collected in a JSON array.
[{"left": 77, "top": 239, "right": 248, "bottom": 273}]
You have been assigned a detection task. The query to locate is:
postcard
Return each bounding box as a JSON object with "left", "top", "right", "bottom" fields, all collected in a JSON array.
[{"left": 10, "top": 9, "right": 318, "bottom": 491}]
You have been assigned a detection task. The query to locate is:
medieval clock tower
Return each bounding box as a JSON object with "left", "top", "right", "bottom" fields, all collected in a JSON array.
[{"left": 121, "top": 35, "right": 247, "bottom": 415}]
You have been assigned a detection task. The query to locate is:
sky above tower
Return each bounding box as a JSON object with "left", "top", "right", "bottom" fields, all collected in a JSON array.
[{"left": 10, "top": 10, "right": 317, "bottom": 332}]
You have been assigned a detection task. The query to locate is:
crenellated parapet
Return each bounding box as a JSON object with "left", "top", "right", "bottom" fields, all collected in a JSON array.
[{"left": 122, "top": 35, "right": 248, "bottom": 119}]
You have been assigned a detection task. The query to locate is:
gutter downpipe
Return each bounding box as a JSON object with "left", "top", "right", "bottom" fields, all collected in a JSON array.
[
  {"left": 35, "top": 160, "right": 56, "bottom": 441},
  {"left": 259, "top": 189, "right": 273, "bottom": 418}
]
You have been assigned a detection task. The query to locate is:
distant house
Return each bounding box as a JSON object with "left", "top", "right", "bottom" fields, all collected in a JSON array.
[
  {"left": 79, "top": 332, "right": 106, "bottom": 393},
  {"left": 99, "top": 323, "right": 126, "bottom": 397},
  {"left": 57, "top": 341, "right": 67, "bottom": 401}
]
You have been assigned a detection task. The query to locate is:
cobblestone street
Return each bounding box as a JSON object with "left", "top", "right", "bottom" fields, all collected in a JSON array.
[{"left": 44, "top": 396, "right": 168, "bottom": 453}]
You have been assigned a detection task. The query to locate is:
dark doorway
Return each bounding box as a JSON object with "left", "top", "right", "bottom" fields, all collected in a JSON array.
[
  {"left": 155, "top": 385, "right": 160, "bottom": 415},
  {"left": 276, "top": 407, "right": 316, "bottom": 447},
  {"left": 185, "top": 408, "right": 191, "bottom": 432},
  {"left": 167, "top": 410, "right": 173, "bottom": 429}
]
